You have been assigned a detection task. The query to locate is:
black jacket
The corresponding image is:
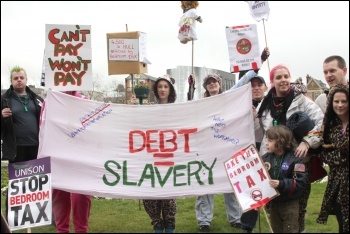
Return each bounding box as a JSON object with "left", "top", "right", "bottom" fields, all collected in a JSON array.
[
  {"left": 263, "top": 150, "right": 308, "bottom": 203},
  {"left": 1, "top": 85, "right": 43, "bottom": 161}
]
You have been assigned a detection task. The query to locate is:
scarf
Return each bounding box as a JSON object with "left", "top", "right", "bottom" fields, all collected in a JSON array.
[{"left": 257, "top": 87, "right": 297, "bottom": 126}]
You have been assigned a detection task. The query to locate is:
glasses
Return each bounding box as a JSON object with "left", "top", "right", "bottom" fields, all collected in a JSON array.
[{"left": 206, "top": 79, "right": 218, "bottom": 85}]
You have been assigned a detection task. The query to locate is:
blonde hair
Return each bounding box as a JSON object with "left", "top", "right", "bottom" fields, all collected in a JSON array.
[{"left": 10, "top": 65, "right": 27, "bottom": 81}]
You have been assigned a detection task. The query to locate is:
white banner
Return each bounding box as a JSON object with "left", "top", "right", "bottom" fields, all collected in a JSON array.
[
  {"left": 226, "top": 24, "right": 261, "bottom": 73},
  {"left": 38, "top": 85, "right": 254, "bottom": 199},
  {"left": 245, "top": 1, "right": 270, "bottom": 22}
]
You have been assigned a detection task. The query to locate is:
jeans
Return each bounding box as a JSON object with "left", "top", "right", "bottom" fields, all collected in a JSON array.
[{"left": 195, "top": 193, "right": 241, "bottom": 226}]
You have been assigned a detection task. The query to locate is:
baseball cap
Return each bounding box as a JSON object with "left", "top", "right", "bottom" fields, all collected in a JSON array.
[
  {"left": 202, "top": 74, "right": 222, "bottom": 89},
  {"left": 251, "top": 75, "right": 266, "bottom": 85}
]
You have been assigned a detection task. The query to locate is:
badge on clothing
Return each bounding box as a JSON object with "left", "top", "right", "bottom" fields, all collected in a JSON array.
[{"left": 294, "top": 163, "right": 306, "bottom": 172}]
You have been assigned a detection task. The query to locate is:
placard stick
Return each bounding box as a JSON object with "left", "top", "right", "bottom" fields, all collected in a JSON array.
[
  {"left": 262, "top": 206, "right": 273, "bottom": 233},
  {"left": 262, "top": 19, "right": 270, "bottom": 73}
]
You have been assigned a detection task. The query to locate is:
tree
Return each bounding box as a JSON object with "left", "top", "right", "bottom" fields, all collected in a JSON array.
[{"left": 86, "top": 73, "right": 105, "bottom": 101}]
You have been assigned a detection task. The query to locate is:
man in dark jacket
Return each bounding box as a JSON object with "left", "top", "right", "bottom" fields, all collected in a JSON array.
[
  {"left": 1, "top": 65, "right": 43, "bottom": 221},
  {"left": 1, "top": 66, "right": 43, "bottom": 163}
]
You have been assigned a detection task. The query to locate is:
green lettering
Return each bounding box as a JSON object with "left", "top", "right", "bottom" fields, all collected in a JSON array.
[
  {"left": 123, "top": 160, "right": 137, "bottom": 186},
  {"left": 173, "top": 165, "right": 187, "bottom": 186},
  {"left": 201, "top": 158, "right": 217, "bottom": 185},
  {"left": 103, "top": 160, "right": 121, "bottom": 186},
  {"left": 155, "top": 166, "right": 173, "bottom": 187},
  {"left": 138, "top": 164, "right": 155, "bottom": 187},
  {"left": 188, "top": 161, "right": 204, "bottom": 185}
]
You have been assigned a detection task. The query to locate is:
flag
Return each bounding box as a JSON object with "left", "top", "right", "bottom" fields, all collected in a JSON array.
[{"left": 245, "top": 1, "right": 270, "bottom": 22}]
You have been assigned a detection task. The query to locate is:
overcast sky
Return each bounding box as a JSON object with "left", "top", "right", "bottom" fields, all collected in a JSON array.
[{"left": 1, "top": 1, "right": 349, "bottom": 89}]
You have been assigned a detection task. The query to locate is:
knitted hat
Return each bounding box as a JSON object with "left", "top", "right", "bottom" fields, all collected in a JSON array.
[
  {"left": 157, "top": 74, "right": 175, "bottom": 86},
  {"left": 202, "top": 74, "right": 222, "bottom": 89}
]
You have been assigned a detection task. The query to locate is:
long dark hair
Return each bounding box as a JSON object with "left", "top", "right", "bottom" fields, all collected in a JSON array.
[
  {"left": 152, "top": 79, "right": 177, "bottom": 103},
  {"left": 322, "top": 84, "right": 349, "bottom": 147}
]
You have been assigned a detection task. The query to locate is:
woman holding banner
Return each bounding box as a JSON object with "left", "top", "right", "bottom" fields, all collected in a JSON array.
[
  {"left": 132, "top": 75, "right": 178, "bottom": 233},
  {"left": 52, "top": 91, "right": 92, "bottom": 233}
]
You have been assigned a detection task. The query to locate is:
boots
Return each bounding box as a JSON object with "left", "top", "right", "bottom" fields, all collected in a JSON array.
[
  {"left": 153, "top": 222, "right": 164, "bottom": 233},
  {"left": 164, "top": 222, "right": 175, "bottom": 233}
]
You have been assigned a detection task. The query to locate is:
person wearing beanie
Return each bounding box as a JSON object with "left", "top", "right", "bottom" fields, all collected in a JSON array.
[
  {"left": 196, "top": 73, "right": 242, "bottom": 233},
  {"left": 198, "top": 49, "right": 270, "bottom": 233}
]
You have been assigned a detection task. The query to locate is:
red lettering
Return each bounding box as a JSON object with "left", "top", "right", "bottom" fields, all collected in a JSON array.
[
  {"left": 146, "top": 130, "right": 158, "bottom": 153},
  {"left": 129, "top": 130, "right": 146, "bottom": 153},
  {"left": 160, "top": 130, "right": 177, "bottom": 152},
  {"left": 178, "top": 128, "right": 197, "bottom": 152},
  {"left": 246, "top": 175, "right": 256, "bottom": 188},
  {"left": 48, "top": 28, "right": 60, "bottom": 44},
  {"left": 80, "top": 30, "right": 90, "bottom": 42},
  {"left": 26, "top": 194, "right": 31, "bottom": 202},
  {"left": 129, "top": 128, "right": 196, "bottom": 154},
  {"left": 54, "top": 43, "right": 83, "bottom": 56},
  {"left": 257, "top": 168, "right": 268, "bottom": 181},
  {"left": 233, "top": 181, "right": 242, "bottom": 193}
]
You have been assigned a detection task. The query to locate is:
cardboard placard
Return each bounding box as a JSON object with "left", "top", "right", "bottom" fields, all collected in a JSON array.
[{"left": 107, "top": 31, "right": 148, "bottom": 75}]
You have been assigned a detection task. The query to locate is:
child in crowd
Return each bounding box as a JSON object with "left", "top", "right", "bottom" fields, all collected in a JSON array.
[{"left": 262, "top": 125, "right": 308, "bottom": 233}]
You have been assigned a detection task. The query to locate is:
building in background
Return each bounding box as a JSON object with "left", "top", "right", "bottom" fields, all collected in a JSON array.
[
  {"left": 305, "top": 74, "right": 328, "bottom": 101},
  {"left": 123, "top": 66, "right": 236, "bottom": 104},
  {"left": 167, "top": 66, "right": 236, "bottom": 102},
  {"left": 125, "top": 73, "right": 157, "bottom": 104}
]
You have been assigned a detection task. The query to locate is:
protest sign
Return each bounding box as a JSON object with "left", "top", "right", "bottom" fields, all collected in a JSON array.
[
  {"left": 7, "top": 157, "right": 52, "bottom": 231},
  {"left": 226, "top": 24, "right": 261, "bottom": 73},
  {"left": 44, "top": 24, "right": 92, "bottom": 91},
  {"left": 224, "top": 144, "right": 279, "bottom": 212},
  {"left": 245, "top": 1, "right": 270, "bottom": 22}
]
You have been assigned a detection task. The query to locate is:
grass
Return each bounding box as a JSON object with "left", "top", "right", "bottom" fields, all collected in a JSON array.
[{"left": 1, "top": 167, "right": 337, "bottom": 233}]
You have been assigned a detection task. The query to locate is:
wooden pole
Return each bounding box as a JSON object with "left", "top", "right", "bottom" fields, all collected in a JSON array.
[
  {"left": 191, "top": 39, "right": 194, "bottom": 74},
  {"left": 125, "top": 24, "right": 135, "bottom": 104},
  {"left": 258, "top": 209, "right": 261, "bottom": 233},
  {"left": 262, "top": 206, "right": 273, "bottom": 233},
  {"left": 262, "top": 19, "right": 270, "bottom": 74}
]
